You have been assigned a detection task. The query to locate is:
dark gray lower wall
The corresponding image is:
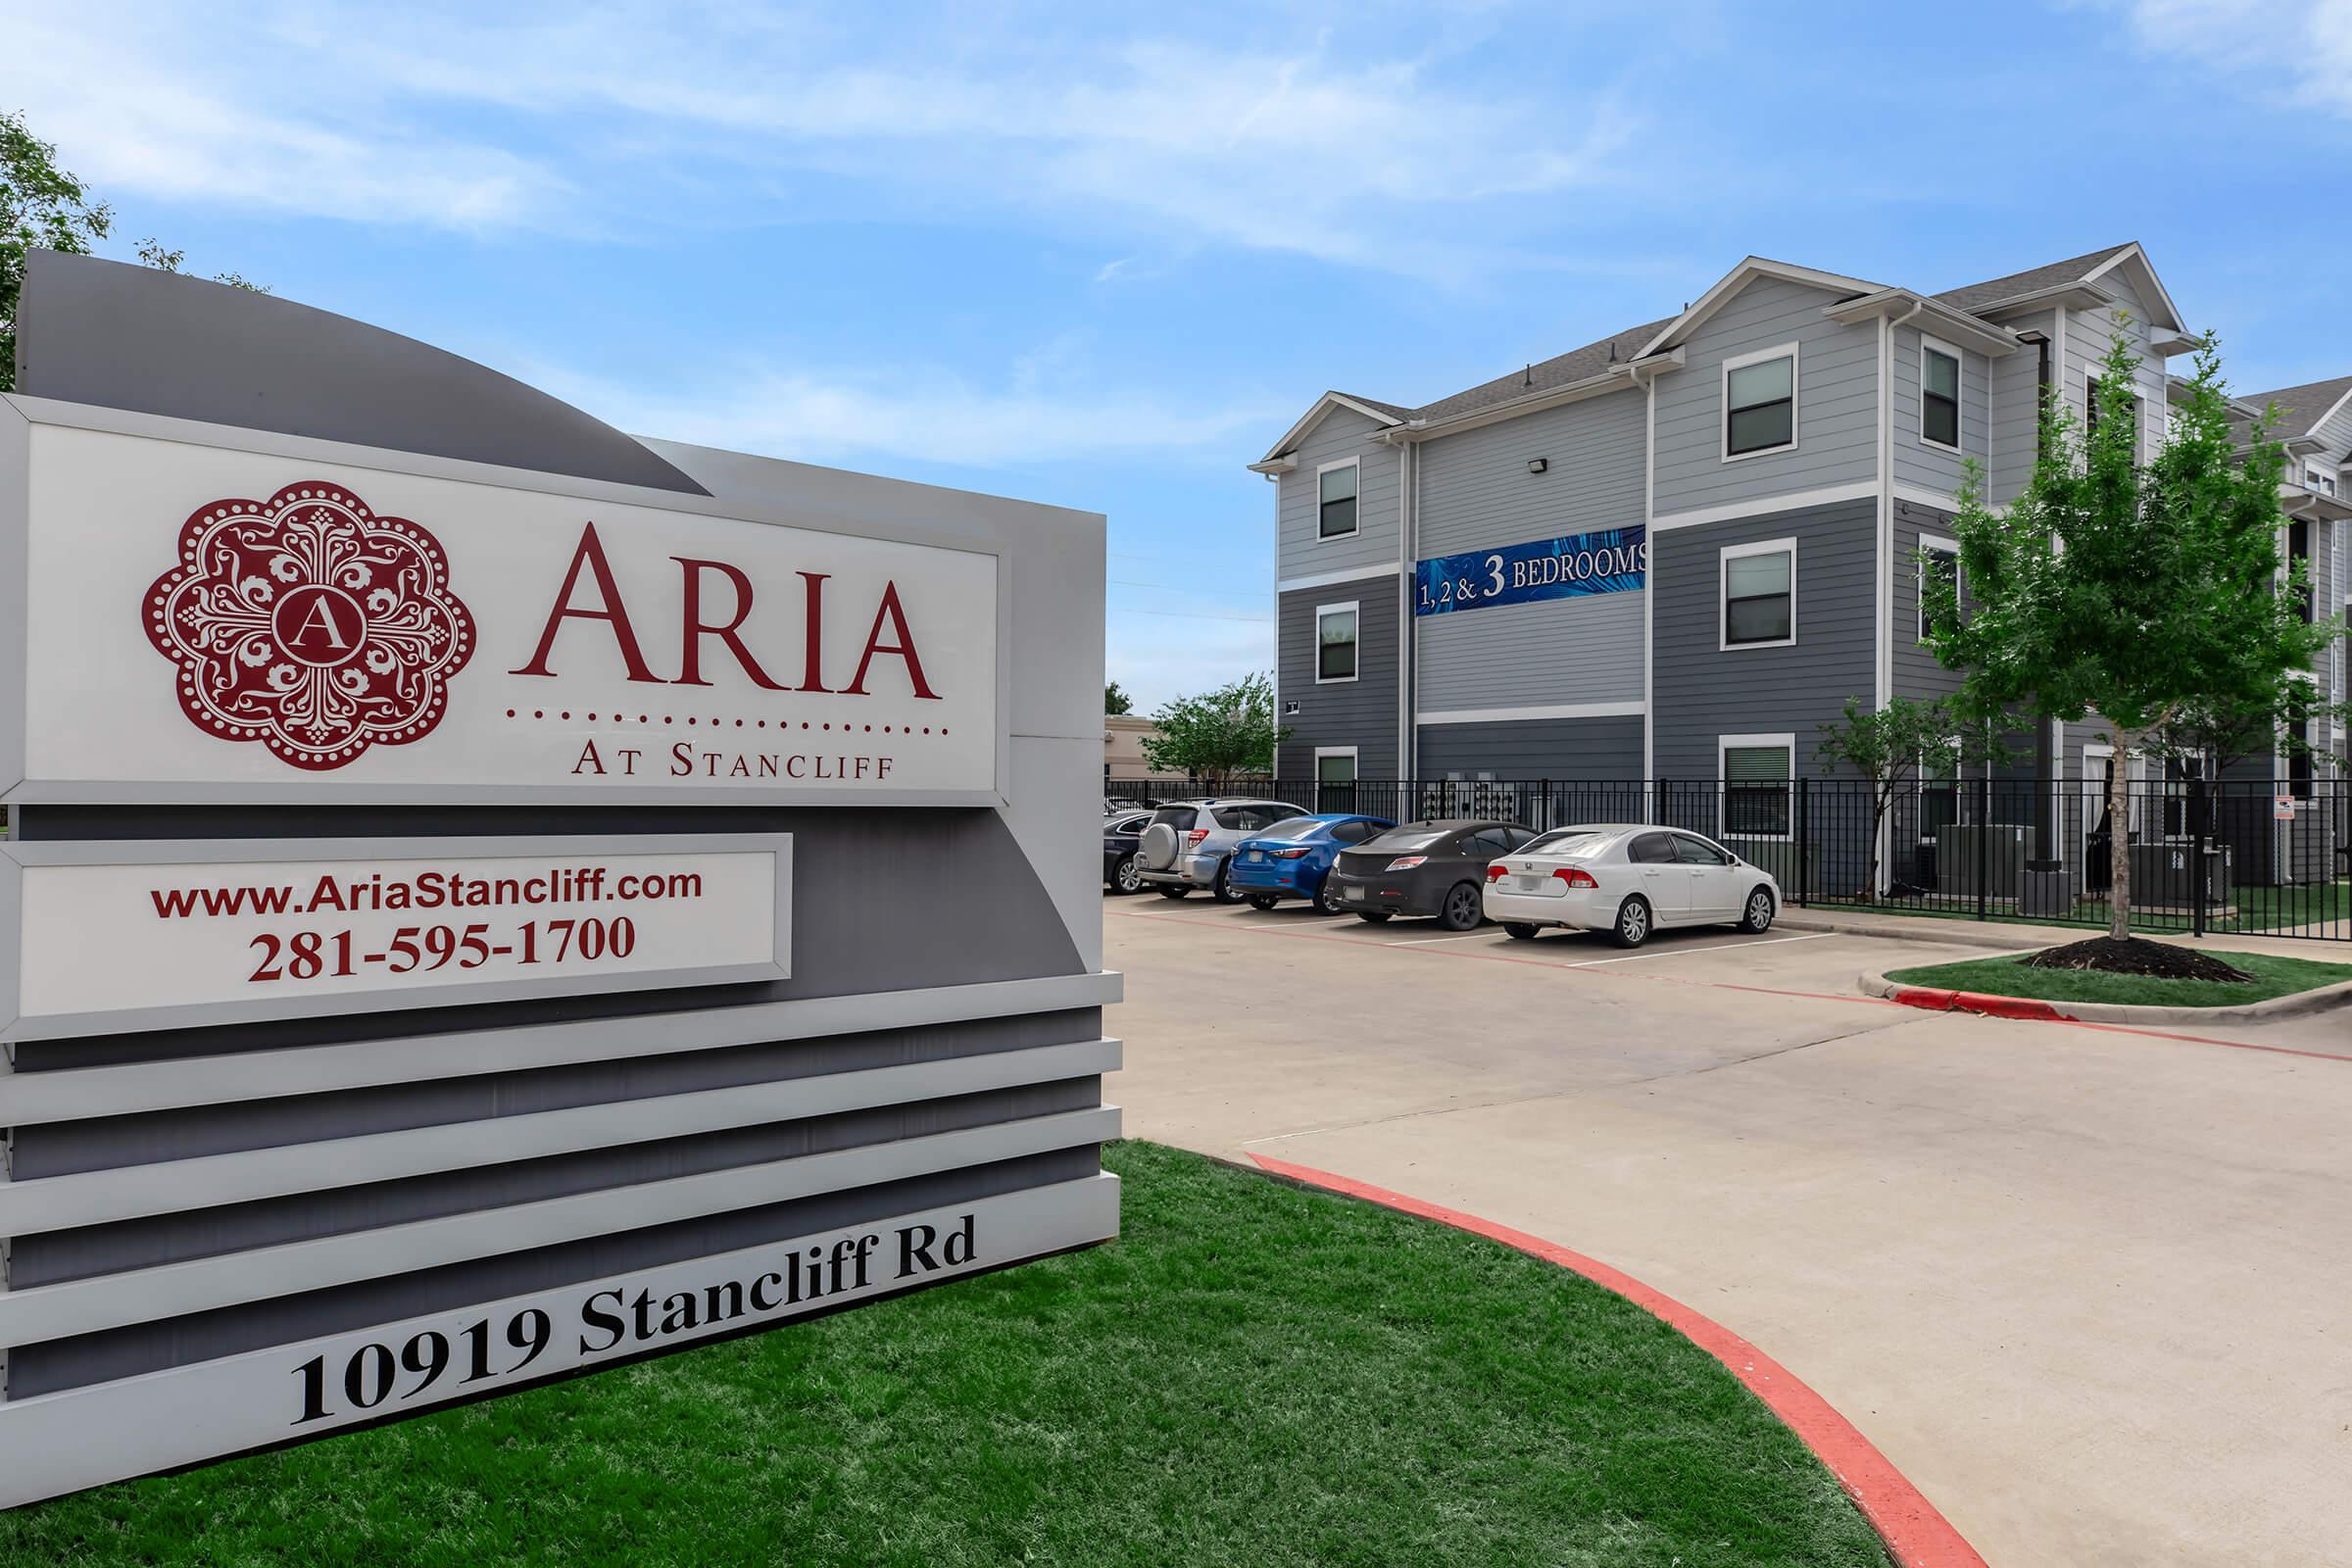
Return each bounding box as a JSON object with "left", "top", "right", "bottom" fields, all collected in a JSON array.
[
  {"left": 1891, "top": 498, "right": 1965, "bottom": 703},
  {"left": 1414, "top": 714, "right": 1642, "bottom": 778},
  {"left": 1651, "top": 499, "right": 1877, "bottom": 779},
  {"left": 1277, "top": 580, "right": 1399, "bottom": 778}
]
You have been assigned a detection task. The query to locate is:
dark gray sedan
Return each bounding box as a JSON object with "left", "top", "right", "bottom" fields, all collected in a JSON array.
[{"left": 1325, "top": 819, "right": 1541, "bottom": 930}]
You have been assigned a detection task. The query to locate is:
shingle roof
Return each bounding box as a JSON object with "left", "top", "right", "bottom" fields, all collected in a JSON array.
[
  {"left": 1398, "top": 317, "right": 1680, "bottom": 425},
  {"left": 2237, "top": 374, "right": 2352, "bottom": 441},
  {"left": 1932, "top": 243, "right": 2135, "bottom": 314},
  {"left": 1330, "top": 391, "right": 1413, "bottom": 421}
]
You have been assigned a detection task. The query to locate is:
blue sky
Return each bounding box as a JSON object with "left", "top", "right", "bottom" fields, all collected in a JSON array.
[{"left": 5, "top": 0, "right": 2348, "bottom": 708}]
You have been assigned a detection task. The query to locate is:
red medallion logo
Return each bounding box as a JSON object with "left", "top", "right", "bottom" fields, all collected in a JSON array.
[{"left": 144, "top": 482, "right": 475, "bottom": 770}]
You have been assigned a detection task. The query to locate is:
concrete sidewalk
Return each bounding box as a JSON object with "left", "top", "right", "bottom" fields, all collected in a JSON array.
[
  {"left": 1774, "top": 901, "right": 2350, "bottom": 963},
  {"left": 1108, "top": 902, "right": 2352, "bottom": 1566}
]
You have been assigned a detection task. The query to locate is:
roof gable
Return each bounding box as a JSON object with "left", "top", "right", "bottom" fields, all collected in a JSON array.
[
  {"left": 1256, "top": 391, "right": 1405, "bottom": 466},
  {"left": 2242, "top": 374, "right": 2352, "bottom": 444},
  {"left": 1635, "top": 257, "right": 1886, "bottom": 359}
]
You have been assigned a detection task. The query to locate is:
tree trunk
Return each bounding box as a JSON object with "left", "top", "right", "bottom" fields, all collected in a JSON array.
[{"left": 2107, "top": 730, "right": 2134, "bottom": 941}]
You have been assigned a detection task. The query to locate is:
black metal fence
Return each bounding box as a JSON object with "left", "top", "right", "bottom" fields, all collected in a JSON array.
[{"left": 1104, "top": 774, "right": 2352, "bottom": 942}]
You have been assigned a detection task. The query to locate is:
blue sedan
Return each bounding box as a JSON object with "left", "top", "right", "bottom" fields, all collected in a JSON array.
[{"left": 1226, "top": 813, "right": 1396, "bottom": 914}]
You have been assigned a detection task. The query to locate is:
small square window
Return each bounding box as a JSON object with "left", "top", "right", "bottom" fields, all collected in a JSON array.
[
  {"left": 1722, "top": 544, "right": 1794, "bottom": 647},
  {"left": 1922, "top": 344, "right": 1960, "bottom": 449},
  {"left": 1726, "top": 352, "right": 1795, "bottom": 457},
  {"left": 1317, "top": 464, "right": 1358, "bottom": 539}
]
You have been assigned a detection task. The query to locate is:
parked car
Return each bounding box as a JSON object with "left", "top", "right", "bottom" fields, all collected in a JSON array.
[
  {"left": 1104, "top": 795, "right": 1163, "bottom": 815},
  {"left": 1135, "top": 799, "right": 1311, "bottom": 902},
  {"left": 1481, "top": 823, "right": 1779, "bottom": 948},
  {"left": 1102, "top": 808, "right": 1154, "bottom": 894},
  {"left": 1225, "top": 813, "right": 1396, "bottom": 913},
  {"left": 1325, "top": 819, "right": 1540, "bottom": 930}
]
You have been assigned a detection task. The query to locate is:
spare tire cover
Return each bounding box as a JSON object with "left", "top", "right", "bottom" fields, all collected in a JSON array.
[{"left": 1140, "top": 822, "right": 1182, "bottom": 870}]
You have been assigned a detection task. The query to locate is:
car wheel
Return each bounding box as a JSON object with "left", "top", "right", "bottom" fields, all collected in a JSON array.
[
  {"left": 1315, "top": 876, "right": 1347, "bottom": 915},
  {"left": 1110, "top": 854, "right": 1143, "bottom": 896},
  {"left": 1503, "top": 922, "right": 1540, "bottom": 941},
  {"left": 1247, "top": 895, "right": 1279, "bottom": 911},
  {"left": 1740, "top": 886, "right": 1776, "bottom": 933},
  {"left": 1354, "top": 910, "right": 1392, "bottom": 924},
  {"left": 1437, "top": 881, "right": 1483, "bottom": 932},
  {"left": 1211, "top": 861, "right": 1245, "bottom": 905},
  {"left": 1610, "top": 895, "right": 1652, "bottom": 949},
  {"left": 1156, "top": 886, "right": 1191, "bottom": 901}
]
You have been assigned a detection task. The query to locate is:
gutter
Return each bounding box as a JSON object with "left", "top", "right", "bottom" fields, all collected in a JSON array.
[{"left": 1376, "top": 352, "right": 1684, "bottom": 446}]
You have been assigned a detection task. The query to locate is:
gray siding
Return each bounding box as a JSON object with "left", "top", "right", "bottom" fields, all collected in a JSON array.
[
  {"left": 1416, "top": 388, "right": 1645, "bottom": 556},
  {"left": 1275, "top": 407, "right": 1401, "bottom": 584},
  {"left": 1415, "top": 714, "right": 1642, "bottom": 778},
  {"left": 1650, "top": 499, "right": 1879, "bottom": 780},
  {"left": 1890, "top": 324, "right": 1990, "bottom": 500},
  {"left": 1987, "top": 308, "right": 2054, "bottom": 506},
  {"left": 1277, "top": 582, "right": 1399, "bottom": 778},
  {"left": 1652, "top": 276, "right": 1880, "bottom": 517},
  {"left": 1891, "top": 498, "right": 1965, "bottom": 703},
  {"left": 1417, "top": 594, "right": 1644, "bottom": 713},
  {"left": 2063, "top": 270, "right": 2166, "bottom": 458}
]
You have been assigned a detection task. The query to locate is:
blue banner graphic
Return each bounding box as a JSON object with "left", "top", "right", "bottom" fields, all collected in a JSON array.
[{"left": 1413, "top": 525, "right": 1646, "bottom": 617}]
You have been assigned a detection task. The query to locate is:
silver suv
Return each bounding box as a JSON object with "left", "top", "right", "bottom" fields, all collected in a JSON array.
[{"left": 1136, "top": 799, "right": 1308, "bottom": 902}]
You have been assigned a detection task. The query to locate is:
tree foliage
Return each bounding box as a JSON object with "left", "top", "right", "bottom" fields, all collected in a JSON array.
[
  {"left": 1139, "top": 672, "right": 1289, "bottom": 782},
  {"left": 1814, "top": 694, "right": 2000, "bottom": 899},
  {"left": 1924, "top": 326, "right": 2343, "bottom": 939},
  {"left": 0, "top": 109, "right": 111, "bottom": 394},
  {"left": 1103, "top": 680, "right": 1133, "bottom": 716}
]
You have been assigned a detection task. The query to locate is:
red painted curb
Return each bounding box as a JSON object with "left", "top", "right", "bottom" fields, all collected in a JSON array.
[
  {"left": 1250, "top": 1152, "right": 1988, "bottom": 1568},
  {"left": 1888, "top": 985, "right": 2072, "bottom": 1022}
]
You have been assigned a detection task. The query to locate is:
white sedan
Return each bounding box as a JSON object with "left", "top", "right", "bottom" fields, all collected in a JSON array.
[{"left": 1480, "top": 822, "right": 1780, "bottom": 947}]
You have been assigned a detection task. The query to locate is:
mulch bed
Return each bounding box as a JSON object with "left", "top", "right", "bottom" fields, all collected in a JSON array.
[{"left": 2021, "top": 936, "right": 2254, "bottom": 983}]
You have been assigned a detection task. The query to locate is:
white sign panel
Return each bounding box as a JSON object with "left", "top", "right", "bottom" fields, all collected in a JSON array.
[
  {"left": 0, "top": 833, "right": 791, "bottom": 1040},
  {"left": 8, "top": 422, "right": 1000, "bottom": 803},
  {"left": 0, "top": 1175, "right": 1119, "bottom": 1510}
]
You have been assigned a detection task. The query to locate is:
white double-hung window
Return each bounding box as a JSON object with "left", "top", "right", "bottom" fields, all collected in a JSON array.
[
  {"left": 1314, "top": 602, "right": 1358, "bottom": 683},
  {"left": 1723, "top": 344, "right": 1797, "bottom": 459},
  {"left": 1720, "top": 538, "right": 1796, "bottom": 649},
  {"left": 1920, "top": 338, "right": 1961, "bottom": 450}
]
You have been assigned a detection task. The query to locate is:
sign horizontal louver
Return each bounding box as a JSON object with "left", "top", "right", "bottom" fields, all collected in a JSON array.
[{"left": 1414, "top": 525, "right": 1645, "bottom": 616}]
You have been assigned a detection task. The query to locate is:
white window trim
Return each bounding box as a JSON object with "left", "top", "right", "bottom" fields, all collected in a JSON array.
[
  {"left": 1313, "top": 599, "right": 1360, "bottom": 685},
  {"left": 1718, "top": 732, "right": 1797, "bottom": 843},
  {"left": 1917, "top": 532, "right": 1959, "bottom": 642},
  {"left": 1314, "top": 456, "right": 1361, "bottom": 542},
  {"left": 1918, "top": 334, "right": 1963, "bottom": 454},
  {"left": 1719, "top": 536, "right": 1798, "bottom": 652},
  {"left": 1312, "top": 745, "right": 1359, "bottom": 782},
  {"left": 1721, "top": 341, "right": 1800, "bottom": 463}
]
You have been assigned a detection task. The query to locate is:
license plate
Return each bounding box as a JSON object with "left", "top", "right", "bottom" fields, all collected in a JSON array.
[
  {"left": 1516, "top": 875, "right": 1540, "bottom": 891},
  {"left": 1345, "top": 886, "right": 1365, "bottom": 903},
  {"left": 1247, "top": 851, "right": 1262, "bottom": 861}
]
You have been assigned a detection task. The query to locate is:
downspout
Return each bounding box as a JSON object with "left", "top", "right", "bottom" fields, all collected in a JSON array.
[
  {"left": 1398, "top": 436, "right": 1415, "bottom": 779},
  {"left": 2017, "top": 329, "right": 2059, "bottom": 867},
  {"left": 1876, "top": 299, "right": 1927, "bottom": 895}
]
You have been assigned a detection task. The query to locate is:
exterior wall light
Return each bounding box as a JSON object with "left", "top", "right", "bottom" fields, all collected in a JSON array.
[{"left": 1527, "top": 457, "right": 1548, "bottom": 474}]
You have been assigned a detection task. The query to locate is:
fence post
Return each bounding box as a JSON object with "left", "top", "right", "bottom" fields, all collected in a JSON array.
[
  {"left": 1540, "top": 778, "right": 1551, "bottom": 833},
  {"left": 2190, "top": 771, "right": 2209, "bottom": 940},
  {"left": 1794, "top": 776, "right": 1810, "bottom": 906},
  {"left": 1975, "top": 769, "right": 1990, "bottom": 922}
]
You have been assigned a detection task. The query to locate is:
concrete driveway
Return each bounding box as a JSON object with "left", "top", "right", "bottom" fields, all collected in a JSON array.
[{"left": 1105, "top": 897, "right": 2352, "bottom": 1568}]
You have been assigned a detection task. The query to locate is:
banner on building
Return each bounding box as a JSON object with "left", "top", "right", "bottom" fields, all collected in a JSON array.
[{"left": 1413, "top": 525, "right": 1645, "bottom": 617}]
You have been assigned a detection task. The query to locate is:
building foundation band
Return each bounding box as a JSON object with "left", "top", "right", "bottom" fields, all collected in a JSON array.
[{"left": 1254, "top": 244, "right": 2349, "bottom": 893}]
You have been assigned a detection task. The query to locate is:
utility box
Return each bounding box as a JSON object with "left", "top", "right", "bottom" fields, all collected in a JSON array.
[
  {"left": 2130, "top": 842, "right": 2232, "bottom": 908},
  {"left": 1935, "top": 823, "right": 2026, "bottom": 899}
]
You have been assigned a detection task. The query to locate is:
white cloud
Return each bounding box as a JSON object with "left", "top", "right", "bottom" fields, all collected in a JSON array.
[
  {"left": 522, "top": 355, "right": 1279, "bottom": 468},
  {"left": 2114, "top": 1, "right": 2352, "bottom": 116},
  {"left": 0, "top": 10, "right": 565, "bottom": 229},
  {"left": 0, "top": 2, "right": 1653, "bottom": 274}
]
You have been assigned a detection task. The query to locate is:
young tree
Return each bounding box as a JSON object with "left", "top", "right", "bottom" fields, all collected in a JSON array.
[
  {"left": 1139, "top": 672, "right": 1289, "bottom": 784},
  {"left": 1, "top": 109, "right": 112, "bottom": 393},
  {"left": 1814, "top": 694, "right": 1993, "bottom": 900},
  {"left": 1925, "top": 327, "right": 2343, "bottom": 944},
  {"left": 1103, "top": 680, "right": 1134, "bottom": 716}
]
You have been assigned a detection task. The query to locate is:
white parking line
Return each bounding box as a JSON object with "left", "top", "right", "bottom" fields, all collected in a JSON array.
[{"left": 1562, "top": 932, "right": 1835, "bottom": 967}]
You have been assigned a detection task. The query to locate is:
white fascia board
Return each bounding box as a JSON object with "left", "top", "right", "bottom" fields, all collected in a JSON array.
[
  {"left": 1637, "top": 258, "right": 1886, "bottom": 359},
  {"left": 2082, "top": 243, "right": 2188, "bottom": 334},
  {"left": 1825, "top": 291, "right": 2020, "bottom": 357},
  {"left": 1278, "top": 561, "right": 1400, "bottom": 594},
  {"left": 1247, "top": 456, "right": 1297, "bottom": 475},
  {"left": 1256, "top": 392, "right": 1404, "bottom": 466},
  {"left": 1379, "top": 360, "right": 1665, "bottom": 445},
  {"left": 1649, "top": 479, "right": 1880, "bottom": 531},
  {"left": 1962, "top": 280, "right": 2117, "bottom": 319},
  {"left": 1418, "top": 701, "right": 1643, "bottom": 726}
]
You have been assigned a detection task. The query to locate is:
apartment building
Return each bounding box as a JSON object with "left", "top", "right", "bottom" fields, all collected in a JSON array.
[{"left": 1252, "top": 244, "right": 2348, "bottom": 823}]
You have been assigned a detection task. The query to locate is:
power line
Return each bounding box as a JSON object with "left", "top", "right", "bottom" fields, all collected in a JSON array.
[{"left": 1114, "top": 606, "right": 1274, "bottom": 623}]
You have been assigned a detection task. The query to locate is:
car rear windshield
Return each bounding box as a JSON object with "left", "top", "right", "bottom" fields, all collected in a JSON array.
[
  {"left": 1149, "top": 807, "right": 1198, "bottom": 830},
  {"left": 1248, "top": 817, "right": 1324, "bottom": 841},
  {"left": 1364, "top": 830, "right": 1446, "bottom": 852},
  {"left": 1523, "top": 829, "right": 1610, "bottom": 858}
]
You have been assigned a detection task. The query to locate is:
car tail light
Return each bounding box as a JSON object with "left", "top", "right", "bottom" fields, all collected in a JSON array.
[
  {"left": 1484, "top": 864, "right": 1508, "bottom": 882},
  {"left": 1186, "top": 829, "right": 1210, "bottom": 849},
  {"left": 1270, "top": 847, "right": 1311, "bottom": 859},
  {"left": 1384, "top": 856, "right": 1427, "bottom": 871},
  {"left": 1553, "top": 867, "right": 1598, "bottom": 888}
]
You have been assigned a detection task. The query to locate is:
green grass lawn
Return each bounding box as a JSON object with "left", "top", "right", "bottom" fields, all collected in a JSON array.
[
  {"left": 1821, "top": 880, "right": 2349, "bottom": 937},
  {"left": 0, "top": 1142, "right": 1889, "bottom": 1568},
  {"left": 1886, "top": 949, "right": 2352, "bottom": 1007}
]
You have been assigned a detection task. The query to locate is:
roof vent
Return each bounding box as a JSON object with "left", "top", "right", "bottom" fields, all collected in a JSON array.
[{"left": 1522, "top": 363, "right": 1533, "bottom": 387}]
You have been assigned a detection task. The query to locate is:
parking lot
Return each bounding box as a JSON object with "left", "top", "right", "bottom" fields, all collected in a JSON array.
[{"left": 1108, "top": 896, "right": 2352, "bottom": 1567}]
